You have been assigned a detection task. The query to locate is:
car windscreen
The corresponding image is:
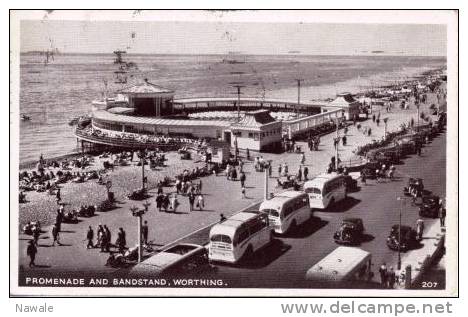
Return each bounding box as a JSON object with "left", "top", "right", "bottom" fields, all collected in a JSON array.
[
  {"left": 261, "top": 208, "right": 280, "bottom": 218},
  {"left": 304, "top": 187, "right": 321, "bottom": 194},
  {"left": 210, "top": 234, "right": 232, "bottom": 244}
]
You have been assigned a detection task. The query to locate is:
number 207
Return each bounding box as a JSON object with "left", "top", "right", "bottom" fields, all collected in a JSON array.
[{"left": 422, "top": 281, "right": 438, "bottom": 288}]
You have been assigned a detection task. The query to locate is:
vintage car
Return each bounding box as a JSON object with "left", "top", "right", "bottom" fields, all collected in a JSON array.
[
  {"left": 127, "top": 188, "right": 148, "bottom": 201},
  {"left": 333, "top": 218, "right": 365, "bottom": 245},
  {"left": 361, "top": 162, "right": 380, "bottom": 179},
  {"left": 376, "top": 147, "right": 401, "bottom": 165},
  {"left": 419, "top": 194, "right": 441, "bottom": 218},
  {"left": 276, "top": 176, "right": 299, "bottom": 189},
  {"left": 403, "top": 178, "right": 424, "bottom": 196},
  {"left": 386, "top": 225, "right": 418, "bottom": 252},
  {"left": 394, "top": 135, "right": 417, "bottom": 155}
]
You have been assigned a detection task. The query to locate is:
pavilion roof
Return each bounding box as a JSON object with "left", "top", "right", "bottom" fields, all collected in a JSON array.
[
  {"left": 231, "top": 110, "right": 278, "bottom": 129},
  {"left": 119, "top": 80, "right": 174, "bottom": 95}
]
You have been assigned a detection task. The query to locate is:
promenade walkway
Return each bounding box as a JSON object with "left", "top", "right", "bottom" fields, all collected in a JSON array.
[{"left": 18, "top": 90, "right": 443, "bottom": 274}]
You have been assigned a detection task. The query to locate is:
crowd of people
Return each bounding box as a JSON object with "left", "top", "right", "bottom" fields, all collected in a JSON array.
[
  {"left": 80, "top": 126, "right": 208, "bottom": 150},
  {"left": 19, "top": 155, "right": 100, "bottom": 203}
]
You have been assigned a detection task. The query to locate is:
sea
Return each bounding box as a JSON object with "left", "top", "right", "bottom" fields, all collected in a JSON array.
[{"left": 18, "top": 53, "right": 446, "bottom": 164}]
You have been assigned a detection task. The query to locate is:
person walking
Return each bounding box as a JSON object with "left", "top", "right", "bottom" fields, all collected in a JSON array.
[
  {"left": 157, "top": 184, "right": 163, "bottom": 195},
  {"left": 32, "top": 225, "right": 41, "bottom": 246},
  {"left": 100, "top": 228, "right": 108, "bottom": 253},
  {"left": 379, "top": 262, "right": 388, "bottom": 288},
  {"left": 416, "top": 218, "right": 425, "bottom": 241},
  {"left": 240, "top": 171, "right": 246, "bottom": 188},
  {"left": 170, "top": 194, "right": 178, "bottom": 213},
  {"left": 439, "top": 203, "right": 446, "bottom": 227},
  {"left": 297, "top": 167, "right": 302, "bottom": 182},
  {"left": 96, "top": 224, "right": 104, "bottom": 248},
  {"left": 156, "top": 194, "right": 163, "bottom": 212},
  {"left": 342, "top": 135, "right": 347, "bottom": 146},
  {"left": 104, "top": 225, "right": 111, "bottom": 252},
  {"left": 301, "top": 153, "right": 306, "bottom": 165},
  {"left": 198, "top": 179, "right": 203, "bottom": 194},
  {"left": 196, "top": 194, "right": 205, "bottom": 211},
  {"left": 387, "top": 267, "right": 396, "bottom": 289},
  {"left": 372, "top": 114, "right": 376, "bottom": 122},
  {"left": 188, "top": 193, "right": 195, "bottom": 212},
  {"left": 51, "top": 223, "right": 61, "bottom": 246},
  {"left": 56, "top": 188, "right": 61, "bottom": 204},
  {"left": 162, "top": 194, "right": 170, "bottom": 212},
  {"left": 141, "top": 221, "right": 149, "bottom": 245},
  {"left": 26, "top": 240, "right": 37, "bottom": 267},
  {"left": 86, "top": 226, "right": 94, "bottom": 249},
  {"left": 116, "top": 228, "right": 126, "bottom": 254},
  {"left": 175, "top": 179, "right": 182, "bottom": 194},
  {"left": 303, "top": 166, "right": 309, "bottom": 180},
  {"left": 239, "top": 160, "right": 244, "bottom": 173},
  {"left": 278, "top": 164, "right": 282, "bottom": 177},
  {"left": 56, "top": 208, "right": 64, "bottom": 233}
]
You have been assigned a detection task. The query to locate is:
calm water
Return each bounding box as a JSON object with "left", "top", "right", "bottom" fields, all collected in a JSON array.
[{"left": 19, "top": 53, "right": 445, "bottom": 163}]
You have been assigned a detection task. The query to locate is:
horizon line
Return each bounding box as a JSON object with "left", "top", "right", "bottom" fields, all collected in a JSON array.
[{"left": 19, "top": 51, "right": 448, "bottom": 58}]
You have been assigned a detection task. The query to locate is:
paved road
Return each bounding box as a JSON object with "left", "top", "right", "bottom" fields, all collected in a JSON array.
[{"left": 200, "top": 132, "right": 446, "bottom": 288}]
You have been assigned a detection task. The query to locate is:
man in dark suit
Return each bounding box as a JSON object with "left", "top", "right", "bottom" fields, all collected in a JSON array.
[
  {"left": 26, "top": 240, "right": 37, "bottom": 267},
  {"left": 141, "top": 221, "right": 149, "bottom": 245}
]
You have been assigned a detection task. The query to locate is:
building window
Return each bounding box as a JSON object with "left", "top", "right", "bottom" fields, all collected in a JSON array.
[
  {"left": 248, "top": 132, "right": 254, "bottom": 138},
  {"left": 254, "top": 133, "right": 260, "bottom": 141}
]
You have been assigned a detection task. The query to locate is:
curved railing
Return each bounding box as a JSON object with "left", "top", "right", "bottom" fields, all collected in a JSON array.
[{"left": 75, "top": 128, "right": 202, "bottom": 151}]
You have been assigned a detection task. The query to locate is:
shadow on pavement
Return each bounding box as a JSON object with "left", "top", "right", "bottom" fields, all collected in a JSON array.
[
  {"left": 286, "top": 216, "right": 329, "bottom": 239},
  {"left": 326, "top": 196, "right": 361, "bottom": 213},
  {"left": 237, "top": 239, "right": 291, "bottom": 269},
  {"left": 361, "top": 233, "right": 375, "bottom": 244}
]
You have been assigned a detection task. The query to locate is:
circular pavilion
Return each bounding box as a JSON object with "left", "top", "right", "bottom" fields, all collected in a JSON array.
[{"left": 76, "top": 79, "right": 346, "bottom": 152}]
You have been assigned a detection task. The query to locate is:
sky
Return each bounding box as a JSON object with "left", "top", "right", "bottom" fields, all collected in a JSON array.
[{"left": 19, "top": 19, "right": 447, "bottom": 56}]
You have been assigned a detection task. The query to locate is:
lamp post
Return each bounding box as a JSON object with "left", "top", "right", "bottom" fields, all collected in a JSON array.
[
  {"left": 234, "top": 134, "right": 238, "bottom": 162},
  {"left": 139, "top": 150, "right": 146, "bottom": 191},
  {"left": 397, "top": 196, "right": 403, "bottom": 270},
  {"left": 416, "top": 102, "right": 420, "bottom": 132},
  {"left": 334, "top": 116, "right": 341, "bottom": 170},
  {"left": 231, "top": 84, "right": 245, "bottom": 123},
  {"left": 130, "top": 205, "right": 143, "bottom": 263},
  {"left": 295, "top": 79, "right": 304, "bottom": 116},
  {"left": 131, "top": 201, "right": 150, "bottom": 263}
]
